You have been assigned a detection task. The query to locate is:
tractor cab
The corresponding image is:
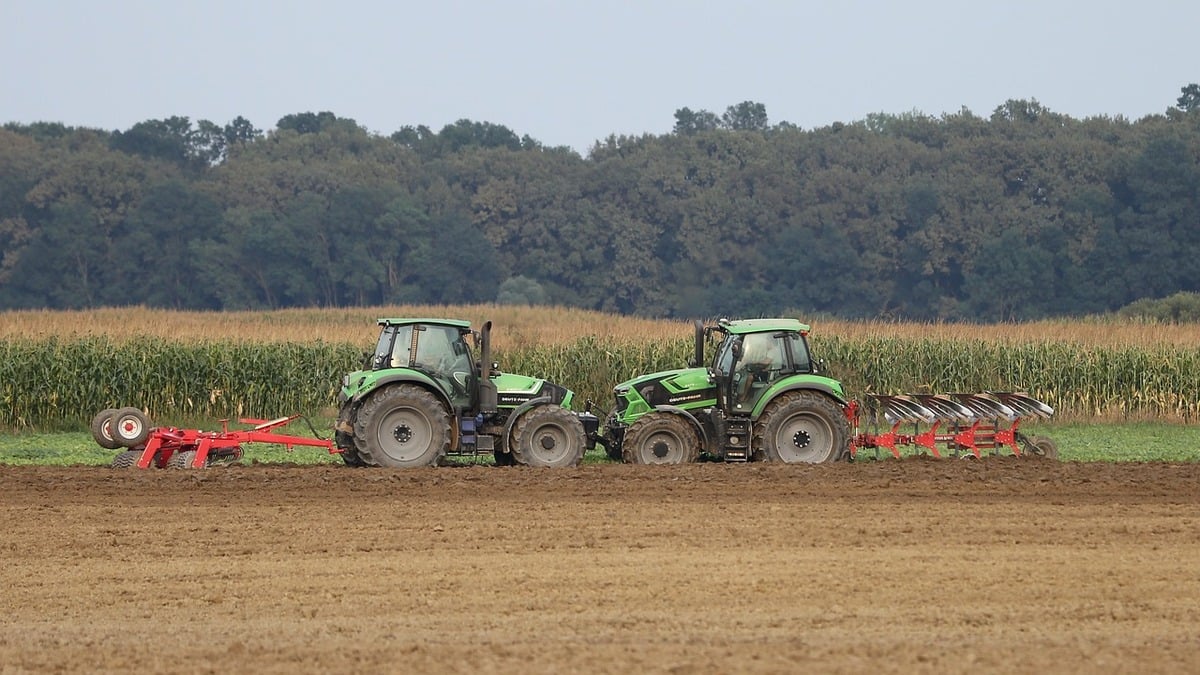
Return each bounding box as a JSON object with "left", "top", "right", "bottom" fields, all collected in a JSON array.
[
  {"left": 707, "top": 319, "right": 816, "bottom": 412},
  {"left": 371, "top": 319, "right": 478, "bottom": 411}
]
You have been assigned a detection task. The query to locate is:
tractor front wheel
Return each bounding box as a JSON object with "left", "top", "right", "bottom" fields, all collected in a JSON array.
[
  {"left": 754, "top": 391, "right": 850, "bottom": 463},
  {"left": 622, "top": 412, "right": 701, "bottom": 465},
  {"left": 509, "top": 405, "right": 586, "bottom": 468},
  {"left": 354, "top": 385, "right": 450, "bottom": 468}
]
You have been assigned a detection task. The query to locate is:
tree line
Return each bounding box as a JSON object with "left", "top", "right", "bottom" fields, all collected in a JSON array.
[{"left": 2, "top": 86, "right": 1198, "bottom": 321}]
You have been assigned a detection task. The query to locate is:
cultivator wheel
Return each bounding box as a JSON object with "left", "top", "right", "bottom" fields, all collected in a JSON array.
[
  {"left": 852, "top": 392, "right": 1055, "bottom": 460},
  {"left": 91, "top": 408, "right": 121, "bottom": 450},
  {"left": 620, "top": 412, "right": 701, "bottom": 464},
  {"left": 754, "top": 391, "right": 851, "bottom": 463},
  {"left": 1022, "top": 435, "right": 1059, "bottom": 460},
  {"left": 167, "top": 450, "right": 198, "bottom": 469},
  {"left": 509, "top": 405, "right": 587, "bottom": 468},
  {"left": 110, "top": 449, "right": 142, "bottom": 469},
  {"left": 110, "top": 407, "right": 151, "bottom": 448}
]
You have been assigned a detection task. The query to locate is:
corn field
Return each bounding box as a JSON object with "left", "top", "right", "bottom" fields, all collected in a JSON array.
[{"left": 2, "top": 332, "right": 1199, "bottom": 429}]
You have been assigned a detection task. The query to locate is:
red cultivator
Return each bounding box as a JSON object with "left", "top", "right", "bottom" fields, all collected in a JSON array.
[
  {"left": 92, "top": 407, "right": 339, "bottom": 468},
  {"left": 848, "top": 392, "right": 1057, "bottom": 460}
]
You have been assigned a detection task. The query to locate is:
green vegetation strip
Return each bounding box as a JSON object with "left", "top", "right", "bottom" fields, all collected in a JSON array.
[{"left": 1, "top": 423, "right": 1196, "bottom": 466}]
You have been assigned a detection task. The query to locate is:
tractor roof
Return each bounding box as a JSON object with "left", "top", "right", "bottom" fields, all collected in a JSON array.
[
  {"left": 377, "top": 318, "right": 472, "bottom": 329},
  {"left": 718, "top": 318, "right": 811, "bottom": 335}
]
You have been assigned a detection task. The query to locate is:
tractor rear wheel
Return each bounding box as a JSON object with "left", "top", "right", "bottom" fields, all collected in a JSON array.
[
  {"left": 110, "top": 407, "right": 151, "bottom": 448},
  {"left": 336, "top": 430, "right": 367, "bottom": 467},
  {"left": 754, "top": 391, "right": 850, "bottom": 463},
  {"left": 509, "top": 405, "right": 586, "bottom": 468},
  {"left": 354, "top": 385, "right": 450, "bottom": 468},
  {"left": 110, "top": 450, "right": 142, "bottom": 468},
  {"left": 622, "top": 412, "right": 700, "bottom": 465},
  {"left": 90, "top": 408, "right": 120, "bottom": 449}
]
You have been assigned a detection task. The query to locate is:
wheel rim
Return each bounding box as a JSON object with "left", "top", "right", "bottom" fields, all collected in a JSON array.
[
  {"left": 117, "top": 416, "right": 144, "bottom": 441},
  {"left": 773, "top": 411, "right": 833, "bottom": 463},
  {"left": 527, "top": 421, "right": 574, "bottom": 465},
  {"left": 375, "top": 406, "right": 435, "bottom": 463},
  {"left": 639, "top": 428, "right": 686, "bottom": 464}
]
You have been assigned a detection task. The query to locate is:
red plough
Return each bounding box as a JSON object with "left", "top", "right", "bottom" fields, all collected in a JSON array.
[
  {"left": 92, "top": 407, "right": 340, "bottom": 468},
  {"left": 847, "top": 392, "right": 1058, "bottom": 460}
]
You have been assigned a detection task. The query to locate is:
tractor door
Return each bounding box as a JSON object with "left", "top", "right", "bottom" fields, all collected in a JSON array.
[
  {"left": 731, "top": 332, "right": 789, "bottom": 410},
  {"left": 412, "top": 324, "right": 477, "bottom": 410}
]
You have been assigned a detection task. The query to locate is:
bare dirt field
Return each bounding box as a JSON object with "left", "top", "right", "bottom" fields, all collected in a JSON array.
[{"left": 2, "top": 459, "right": 1198, "bottom": 674}]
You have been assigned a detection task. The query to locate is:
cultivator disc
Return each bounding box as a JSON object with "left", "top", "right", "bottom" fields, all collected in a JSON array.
[{"left": 851, "top": 392, "right": 1054, "bottom": 460}]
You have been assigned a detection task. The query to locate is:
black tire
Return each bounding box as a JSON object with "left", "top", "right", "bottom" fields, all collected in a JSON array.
[
  {"left": 753, "top": 391, "right": 850, "bottom": 463},
  {"left": 334, "top": 403, "right": 367, "bottom": 467},
  {"left": 91, "top": 408, "right": 120, "bottom": 450},
  {"left": 111, "top": 449, "right": 142, "bottom": 469},
  {"left": 621, "top": 412, "right": 701, "bottom": 465},
  {"left": 336, "top": 430, "right": 367, "bottom": 467},
  {"left": 509, "top": 405, "right": 586, "bottom": 468},
  {"left": 493, "top": 448, "right": 518, "bottom": 466},
  {"left": 110, "top": 407, "right": 151, "bottom": 448},
  {"left": 1027, "top": 435, "right": 1059, "bottom": 460},
  {"left": 167, "top": 450, "right": 199, "bottom": 469},
  {"left": 354, "top": 385, "right": 450, "bottom": 468}
]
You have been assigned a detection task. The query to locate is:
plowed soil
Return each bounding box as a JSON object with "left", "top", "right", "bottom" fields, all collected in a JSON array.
[{"left": 2, "top": 459, "right": 1198, "bottom": 674}]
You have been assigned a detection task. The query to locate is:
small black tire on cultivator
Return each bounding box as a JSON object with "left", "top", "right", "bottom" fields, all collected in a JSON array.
[
  {"left": 111, "top": 449, "right": 143, "bottom": 469},
  {"left": 850, "top": 391, "right": 1056, "bottom": 460},
  {"left": 1022, "top": 435, "right": 1059, "bottom": 460}
]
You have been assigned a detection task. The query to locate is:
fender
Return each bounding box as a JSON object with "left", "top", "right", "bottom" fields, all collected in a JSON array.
[
  {"left": 340, "top": 373, "right": 461, "bottom": 450},
  {"left": 651, "top": 404, "right": 712, "bottom": 451},
  {"left": 751, "top": 381, "right": 848, "bottom": 419},
  {"left": 499, "top": 396, "right": 555, "bottom": 449},
  {"left": 350, "top": 371, "right": 451, "bottom": 408}
]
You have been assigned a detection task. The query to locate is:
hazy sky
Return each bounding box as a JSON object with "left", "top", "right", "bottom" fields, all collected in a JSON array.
[{"left": 3, "top": 0, "right": 1196, "bottom": 153}]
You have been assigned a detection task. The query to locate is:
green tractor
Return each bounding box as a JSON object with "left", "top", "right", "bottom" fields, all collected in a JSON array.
[
  {"left": 602, "top": 318, "right": 851, "bottom": 464},
  {"left": 335, "top": 318, "right": 599, "bottom": 468}
]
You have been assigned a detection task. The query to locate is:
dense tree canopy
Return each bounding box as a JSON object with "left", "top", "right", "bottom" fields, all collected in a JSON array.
[{"left": 2, "top": 86, "right": 1199, "bottom": 320}]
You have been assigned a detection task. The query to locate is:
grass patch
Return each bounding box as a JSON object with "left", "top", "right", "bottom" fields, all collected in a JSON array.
[{"left": 1, "top": 422, "right": 1196, "bottom": 466}]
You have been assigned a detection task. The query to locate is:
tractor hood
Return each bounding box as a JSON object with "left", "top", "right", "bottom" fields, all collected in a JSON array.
[
  {"left": 493, "top": 372, "right": 574, "bottom": 409},
  {"left": 612, "top": 367, "right": 717, "bottom": 420}
]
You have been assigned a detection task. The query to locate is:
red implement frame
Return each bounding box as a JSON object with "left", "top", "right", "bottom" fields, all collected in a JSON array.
[
  {"left": 845, "top": 392, "right": 1052, "bottom": 460},
  {"left": 132, "top": 415, "right": 339, "bottom": 468}
]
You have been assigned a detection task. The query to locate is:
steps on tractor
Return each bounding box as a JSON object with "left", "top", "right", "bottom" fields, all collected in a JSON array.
[{"left": 719, "top": 417, "right": 752, "bottom": 462}]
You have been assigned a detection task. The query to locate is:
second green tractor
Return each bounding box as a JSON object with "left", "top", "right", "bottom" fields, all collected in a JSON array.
[{"left": 601, "top": 318, "right": 852, "bottom": 464}]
